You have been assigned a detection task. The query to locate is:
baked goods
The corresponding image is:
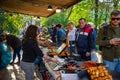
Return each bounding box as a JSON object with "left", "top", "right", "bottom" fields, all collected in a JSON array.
[{"left": 87, "top": 66, "right": 112, "bottom": 80}]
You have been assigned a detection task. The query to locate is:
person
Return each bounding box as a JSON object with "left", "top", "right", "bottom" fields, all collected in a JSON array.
[
  {"left": 20, "top": 25, "right": 58, "bottom": 80},
  {"left": 56, "top": 24, "right": 66, "bottom": 46},
  {"left": 66, "top": 21, "right": 76, "bottom": 54},
  {"left": 50, "top": 23, "right": 57, "bottom": 43},
  {"left": 1, "top": 33, "right": 21, "bottom": 64},
  {"left": 76, "top": 18, "right": 96, "bottom": 61},
  {"left": 0, "top": 34, "right": 11, "bottom": 80},
  {"left": 96, "top": 10, "right": 120, "bottom": 72}
]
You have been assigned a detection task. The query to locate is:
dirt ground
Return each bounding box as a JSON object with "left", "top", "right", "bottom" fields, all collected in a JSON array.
[{"left": 0, "top": 64, "right": 40, "bottom": 80}]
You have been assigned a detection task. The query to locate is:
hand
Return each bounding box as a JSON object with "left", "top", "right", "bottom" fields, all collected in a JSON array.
[
  {"left": 43, "top": 54, "right": 49, "bottom": 59},
  {"left": 110, "top": 38, "right": 120, "bottom": 45},
  {"left": 51, "top": 58, "right": 59, "bottom": 62},
  {"left": 86, "top": 52, "right": 91, "bottom": 57}
]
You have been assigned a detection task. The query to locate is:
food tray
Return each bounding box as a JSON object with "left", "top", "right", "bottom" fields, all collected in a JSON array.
[{"left": 77, "top": 69, "right": 120, "bottom": 80}]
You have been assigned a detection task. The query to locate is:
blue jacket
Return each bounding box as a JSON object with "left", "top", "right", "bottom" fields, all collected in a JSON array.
[
  {"left": 76, "top": 24, "right": 96, "bottom": 52},
  {"left": 57, "top": 28, "right": 66, "bottom": 46}
]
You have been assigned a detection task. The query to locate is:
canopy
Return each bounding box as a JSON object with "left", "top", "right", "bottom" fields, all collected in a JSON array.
[{"left": 0, "top": 0, "right": 81, "bottom": 17}]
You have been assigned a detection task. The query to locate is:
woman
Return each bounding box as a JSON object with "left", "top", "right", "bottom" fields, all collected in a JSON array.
[
  {"left": 66, "top": 21, "right": 76, "bottom": 54},
  {"left": 20, "top": 25, "right": 58, "bottom": 80}
]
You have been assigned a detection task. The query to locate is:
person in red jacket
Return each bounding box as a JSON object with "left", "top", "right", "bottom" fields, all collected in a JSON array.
[{"left": 76, "top": 18, "right": 96, "bottom": 61}]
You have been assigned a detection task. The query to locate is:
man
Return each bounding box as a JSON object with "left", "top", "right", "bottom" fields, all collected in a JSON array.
[
  {"left": 50, "top": 23, "right": 57, "bottom": 43},
  {"left": 96, "top": 10, "right": 120, "bottom": 72},
  {"left": 56, "top": 24, "right": 66, "bottom": 46},
  {"left": 76, "top": 18, "right": 96, "bottom": 61}
]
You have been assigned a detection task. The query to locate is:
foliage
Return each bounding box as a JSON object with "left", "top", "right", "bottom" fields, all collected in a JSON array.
[
  {"left": 40, "top": 11, "right": 69, "bottom": 28},
  {"left": 41, "top": 0, "right": 120, "bottom": 27},
  {"left": 40, "top": 0, "right": 97, "bottom": 27},
  {"left": 0, "top": 13, "right": 24, "bottom": 34},
  {"left": 69, "top": 0, "right": 95, "bottom": 25},
  {"left": 0, "top": 0, "right": 120, "bottom": 33}
]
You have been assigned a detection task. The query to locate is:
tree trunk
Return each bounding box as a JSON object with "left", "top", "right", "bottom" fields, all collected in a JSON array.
[
  {"left": 66, "top": 6, "right": 74, "bottom": 20},
  {"left": 94, "top": 0, "right": 99, "bottom": 26}
]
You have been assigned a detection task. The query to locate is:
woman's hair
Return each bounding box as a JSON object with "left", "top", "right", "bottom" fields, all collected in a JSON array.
[
  {"left": 23, "top": 25, "right": 38, "bottom": 39},
  {"left": 67, "top": 21, "right": 75, "bottom": 26}
]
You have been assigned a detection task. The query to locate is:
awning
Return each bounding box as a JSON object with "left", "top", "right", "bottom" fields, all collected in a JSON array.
[{"left": 0, "top": 0, "right": 81, "bottom": 17}]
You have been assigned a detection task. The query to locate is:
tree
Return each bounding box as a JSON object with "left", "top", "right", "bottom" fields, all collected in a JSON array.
[{"left": 0, "top": 13, "right": 24, "bottom": 34}]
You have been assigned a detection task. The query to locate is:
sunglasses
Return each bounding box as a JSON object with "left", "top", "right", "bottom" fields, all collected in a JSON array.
[{"left": 111, "top": 18, "right": 120, "bottom": 21}]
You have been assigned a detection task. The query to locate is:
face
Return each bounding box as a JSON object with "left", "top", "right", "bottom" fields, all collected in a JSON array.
[
  {"left": 51, "top": 23, "right": 55, "bottom": 27},
  {"left": 110, "top": 14, "right": 120, "bottom": 26},
  {"left": 67, "top": 24, "right": 73, "bottom": 31},
  {"left": 56, "top": 27, "right": 58, "bottom": 30},
  {"left": 79, "top": 19, "right": 86, "bottom": 27}
]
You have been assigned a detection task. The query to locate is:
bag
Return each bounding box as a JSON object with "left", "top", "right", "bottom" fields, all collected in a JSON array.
[
  {"left": 0, "top": 41, "right": 12, "bottom": 69},
  {"left": 91, "top": 51, "right": 98, "bottom": 62}
]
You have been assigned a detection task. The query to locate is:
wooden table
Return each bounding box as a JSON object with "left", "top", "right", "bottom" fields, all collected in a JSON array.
[
  {"left": 44, "top": 60, "right": 61, "bottom": 80},
  {"left": 41, "top": 47, "right": 61, "bottom": 80},
  {"left": 41, "top": 47, "right": 79, "bottom": 80}
]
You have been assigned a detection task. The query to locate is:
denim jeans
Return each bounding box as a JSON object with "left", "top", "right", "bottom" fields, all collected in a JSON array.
[
  {"left": 20, "top": 61, "right": 35, "bottom": 80},
  {"left": 103, "top": 59, "right": 120, "bottom": 72},
  {"left": 68, "top": 46, "right": 76, "bottom": 54}
]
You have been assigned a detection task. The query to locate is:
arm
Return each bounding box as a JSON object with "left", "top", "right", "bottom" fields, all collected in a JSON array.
[
  {"left": 32, "top": 40, "right": 44, "bottom": 57},
  {"left": 32, "top": 40, "right": 58, "bottom": 62},
  {"left": 85, "top": 29, "right": 96, "bottom": 57},
  {"left": 88, "top": 29, "right": 96, "bottom": 52}
]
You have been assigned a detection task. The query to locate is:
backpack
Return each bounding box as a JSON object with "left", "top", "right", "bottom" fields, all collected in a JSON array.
[
  {"left": 0, "top": 41, "right": 12, "bottom": 70},
  {"left": 99, "top": 25, "right": 108, "bottom": 51}
]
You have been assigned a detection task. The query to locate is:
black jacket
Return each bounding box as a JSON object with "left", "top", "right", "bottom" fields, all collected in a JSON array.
[
  {"left": 6, "top": 34, "right": 21, "bottom": 49},
  {"left": 22, "top": 38, "right": 43, "bottom": 62}
]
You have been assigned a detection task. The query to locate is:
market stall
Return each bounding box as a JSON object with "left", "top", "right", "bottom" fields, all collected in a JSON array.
[
  {"left": 38, "top": 40, "right": 120, "bottom": 80},
  {"left": 35, "top": 41, "right": 120, "bottom": 80}
]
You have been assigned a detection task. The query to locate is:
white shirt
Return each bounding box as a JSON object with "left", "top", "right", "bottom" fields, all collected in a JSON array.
[{"left": 67, "top": 27, "right": 76, "bottom": 46}]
